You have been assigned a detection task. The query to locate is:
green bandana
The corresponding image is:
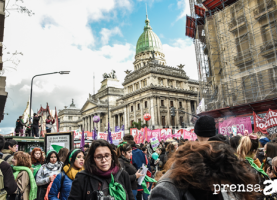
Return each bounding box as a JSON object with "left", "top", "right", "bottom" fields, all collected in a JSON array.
[
  {"left": 246, "top": 157, "right": 268, "bottom": 177},
  {"left": 13, "top": 166, "right": 37, "bottom": 200},
  {"left": 141, "top": 175, "right": 157, "bottom": 194},
  {"left": 46, "top": 150, "right": 57, "bottom": 157},
  {"left": 109, "top": 174, "right": 126, "bottom": 200},
  {"left": 31, "top": 164, "right": 41, "bottom": 177},
  {"left": 117, "top": 142, "right": 127, "bottom": 148},
  {"left": 69, "top": 149, "right": 80, "bottom": 162}
]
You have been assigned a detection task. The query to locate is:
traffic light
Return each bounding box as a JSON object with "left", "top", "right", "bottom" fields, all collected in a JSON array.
[{"left": 170, "top": 107, "right": 176, "bottom": 117}]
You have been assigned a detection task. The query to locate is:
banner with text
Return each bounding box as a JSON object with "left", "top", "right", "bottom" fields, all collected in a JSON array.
[
  {"left": 254, "top": 109, "right": 277, "bottom": 134},
  {"left": 219, "top": 117, "right": 252, "bottom": 136}
]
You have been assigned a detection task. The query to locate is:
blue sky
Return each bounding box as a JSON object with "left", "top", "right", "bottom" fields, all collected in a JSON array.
[{"left": 0, "top": 0, "right": 197, "bottom": 134}]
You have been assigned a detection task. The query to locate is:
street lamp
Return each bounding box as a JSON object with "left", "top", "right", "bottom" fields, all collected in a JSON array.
[{"left": 29, "top": 71, "right": 70, "bottom": 121}]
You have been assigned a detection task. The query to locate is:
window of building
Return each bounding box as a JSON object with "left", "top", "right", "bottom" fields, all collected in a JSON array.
[
  {"left": 100, "top": 119, "right": 102, "bottom": 123},
  {"left": 138, "top": 103, "right": 140, "bottom": 110},
  {"left": 161, "top": 100, "right": 164, "bottom": 106},
  {"left": 136, "top": 83, "right": 139, "bottom": 90},
  {"left": 69, "top": 127, "right": 71, "bottom": 131},
  {"left": 179, "top": 102, "right": 182, "bottom": 108},
  {"left": 138, "top": 118, "right": 141, "bottom": 122},
  {"left": 159, "top": 79, "right": 163, "bottom": 85},
  {"left": 171, "top": 116, "right": 175, "bottom": 126},
  {"left": 170, "top": 101, "right": 174, "bottom": 107},
  {"left": 176, "top": 81, "right": 181, "bottom": 88},
  {"left": 145, "top": 101, "right": 147, "bottom": 108},
  {"left": 191, "top": 101, "right": 195, "bottom": 113},
  {"left": 68, "top": 116, "right": 72, "bottom": 120},
  {"left": 131, "top": 120, "right": 134, "bottom": 126},
  {"left": 180, "top": 116, "right": 183, "bottom": 125},
  {"left": 162, "top": 116, "right": 166, "bottom": 126},
  {"left": 131, "top": 106, "right": 133, "bottom": 112}
]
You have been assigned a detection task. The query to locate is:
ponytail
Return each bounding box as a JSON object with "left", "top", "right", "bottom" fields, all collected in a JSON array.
[{"left": 237, "top": 136, "right": 258, "bottom": 160}]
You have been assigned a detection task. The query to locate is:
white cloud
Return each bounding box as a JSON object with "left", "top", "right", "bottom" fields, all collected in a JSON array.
[
  {"left": 100, "top": 27, "right": 123, "bottom": 45},
  {"left": 163, "top": 39, "right": 198, "bottom": 80},
  {"left": 176, "top": 0, "right": 190, "bottom": 21}
]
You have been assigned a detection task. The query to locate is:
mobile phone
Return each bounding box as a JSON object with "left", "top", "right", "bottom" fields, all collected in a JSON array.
[{"left": 138, "top": 167, "right": 143, "bottom": 173}]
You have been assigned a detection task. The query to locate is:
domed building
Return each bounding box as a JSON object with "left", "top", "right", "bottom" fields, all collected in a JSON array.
[
  {"left": 134, "top": 15, "right": 166, "bottom": 70},
  {"left": 58, "top": 15, "right": 199, "bottom": 134}
]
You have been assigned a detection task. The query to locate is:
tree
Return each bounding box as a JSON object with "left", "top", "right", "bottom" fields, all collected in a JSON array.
[{"left": 128, "top": 121, "right": 148, "bottom": 133}]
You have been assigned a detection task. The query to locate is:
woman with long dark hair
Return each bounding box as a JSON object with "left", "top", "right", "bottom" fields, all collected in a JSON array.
[
  {"left": 48, "top": 149, "right": 84, "bottom": 200},
  {"left": 68, "top": 139, "right": 135, "bottom": 200},
  {"left": 150, "top": 141, "right": 261, "bottom": 200},
  {"left": 30, "top": 147, "right": 44, "bottom": 177},
  {"left": 36, "top": 150, "right": 63, "bottom": 199},
  {"left": 262, "top": 142, "right": 277, "bottom": 173}
]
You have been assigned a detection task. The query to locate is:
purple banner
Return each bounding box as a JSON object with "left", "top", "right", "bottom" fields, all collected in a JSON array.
[{"left": 219, "top": 117, "right": 252, "bottom": 136}]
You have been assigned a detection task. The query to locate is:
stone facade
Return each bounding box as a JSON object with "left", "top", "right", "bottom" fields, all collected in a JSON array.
[{"left": 58, "top": 15, "right": 199, "bottom": 134}]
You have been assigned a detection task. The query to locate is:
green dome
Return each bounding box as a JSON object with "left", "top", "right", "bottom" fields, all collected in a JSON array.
[{"left": 136, "top": 16, "right": 163, "bottom": 55}]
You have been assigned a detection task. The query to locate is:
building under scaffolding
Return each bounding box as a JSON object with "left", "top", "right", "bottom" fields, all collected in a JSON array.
[{"left": 187, "top": 0, "right": 277, "bottom": 112}]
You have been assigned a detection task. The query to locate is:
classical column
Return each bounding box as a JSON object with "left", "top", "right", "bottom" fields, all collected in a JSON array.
[
  {"left": 166, "top": 98, "right": 170, "bottom": 127},
  {"left": 117, "top": 114, "right": 120, "bottom": 127},
  {"left": 82, "top": 118, "right": 85, "bottom": 131},
  {"left": 124, "top": 107, "right": 127, "bottom": 131},
  {"left": 88, "top": 115, "right": 91, "bottom": 132},
  {"left": 154, "top": 97, "right": 158, "bottom": 125},
  {"left": 157, "top": 97, "right": 161, "bottom": 127},
  {"left": 194, "top": 101, "right": 197, "bottom": 114},
  {"left": 183, "top": 100, "right": 188, "bottom": 124},
  {"left": 150, "top": 97, "right": 155, "bottom": 128},
  {"left": 187, "top": 101, "right": 192, "bottom": 125},
  {"left": 98, "top": 114, "right": 101, "bottom": 132},
  {"left": 140, "top": 100, "right": 143, "bottom": 124},
  {"left": 134, "top": 103, "right": 137, "bottom": 123},
  {"left": 175, "top": 98, "right": 179, "bottom": 127}
]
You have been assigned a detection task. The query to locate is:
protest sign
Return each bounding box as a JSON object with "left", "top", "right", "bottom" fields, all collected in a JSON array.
[
  {"left": 219, "top": 117, "right": 252, "bottom": 136},
  {"left": 150, "top": 137, "right": 159, "bottom": 151},
  {"left": 254, "top": 109, "right": 277, "bottom": 134},
  {"left": 45, "top": 132, "right": 74, "bottom": 153}
]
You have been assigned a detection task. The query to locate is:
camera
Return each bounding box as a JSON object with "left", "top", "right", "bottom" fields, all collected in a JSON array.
[{"left": 95, "top": 191, "right": 115, "bottom": 200}]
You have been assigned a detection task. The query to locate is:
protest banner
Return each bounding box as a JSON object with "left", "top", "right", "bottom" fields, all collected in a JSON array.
[
  {"left": 172, "top": 129, "right": 182, "bottom": 139},
  {"left": 161, "top": 128, "right": 172, "bottom": 141},
  {"left": 254, "top": 109, "right": 277, "bottom": 134},
  {"left": 219, "top": 117, "right": 252, "bottom": 136},
  {"left": 150, "top": 137, "right": 159, "bottom": 151}
]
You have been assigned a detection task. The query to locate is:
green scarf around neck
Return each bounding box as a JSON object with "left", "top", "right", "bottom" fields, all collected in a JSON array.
[
  {"left": 109, "top": 174, "right": 126, "bottom": 200},
  {"left": 13, "top": 166, "right": 37, "bottom": 200},
  {"left": 245, "top": 157, "right": 268, "bottom": 177},
  {"left": 31, "top": 164, "right": 41, "bottom": 177}
]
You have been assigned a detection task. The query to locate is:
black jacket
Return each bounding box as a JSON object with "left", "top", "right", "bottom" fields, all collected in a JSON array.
[
  {"left": 68, "top": 168, "right": 135, "bottom": 200},
  {"left": 33, "top": 116, "right": 41, "bottom": 126},
  {"left": 0, "top": 158, "right": 17, "bottom": 194},
  {"left": 118, "top": 157, "right": 138, "bottom": 190},
  {"left": 15, "top": 119, "right": 25, "bottom": 130}
]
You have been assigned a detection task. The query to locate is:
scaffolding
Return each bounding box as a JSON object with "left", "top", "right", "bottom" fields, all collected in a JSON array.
[{"left": 188, "top": 0, "right": 277, "bottom": 112}]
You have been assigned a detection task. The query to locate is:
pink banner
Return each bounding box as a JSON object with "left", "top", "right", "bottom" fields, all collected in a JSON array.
[
  {"left": 219, "top": 117, "right": 252, "bottom": 136},
  {"left": 172, "top": 129, "right": 182, "bottom": 139}
]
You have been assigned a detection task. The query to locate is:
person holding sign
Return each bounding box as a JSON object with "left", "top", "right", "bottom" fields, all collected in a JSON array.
[{"left": 117, "top": 142, "right": 144, "bottom": 200}]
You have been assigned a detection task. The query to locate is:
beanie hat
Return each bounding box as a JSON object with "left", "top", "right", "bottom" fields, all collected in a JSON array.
[
  {"left": 259, "top": 136, "right": 270, "bottom": 146},
  {"left": 208, "top": 134, "right": 229, "bottom": 144},
  {"left": 194, "top": 116, "right": 216, "bottom": 137}
]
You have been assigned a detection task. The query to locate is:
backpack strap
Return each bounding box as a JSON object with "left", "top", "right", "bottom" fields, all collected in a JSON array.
[
  {"left": 3, "top": 155, "right": 12, "bottom": 162},
  {"left": 114, "top": 168, "right": 123, "bottom": 182}
]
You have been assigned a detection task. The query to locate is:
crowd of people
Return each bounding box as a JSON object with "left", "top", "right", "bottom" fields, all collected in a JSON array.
[
  {"left": 14, "top": 113, "right": 55, "bottom": 137},
  {"left": 2, "top": 115, "right": 277, "bottom": 199}
]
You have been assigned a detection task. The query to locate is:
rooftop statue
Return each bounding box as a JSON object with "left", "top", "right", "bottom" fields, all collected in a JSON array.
[
  {"left": 177, "top": 64, "right": 185, "bottom": 69},
  {"left": 124, "top": 70, "right": 132, "bottom": 74},
  {"left": 102, "top": 70, "right": 117, "bottom": 79}
]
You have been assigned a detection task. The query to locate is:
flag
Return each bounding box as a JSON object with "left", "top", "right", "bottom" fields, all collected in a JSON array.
[
  {"left": 51, "top": 144, "right": 63, "bottom": 153},
  {"left": 115, "top": 126, "right": 120, "bottom": 132},
  {"left": 107, "top": 122, "right": 113, "bottom": 144},
  {"left": 80, "top": 129, "right": 85, "bottom": 151},
  {"left": 93, "top": 127, "right": 97, "bottom": 140}
]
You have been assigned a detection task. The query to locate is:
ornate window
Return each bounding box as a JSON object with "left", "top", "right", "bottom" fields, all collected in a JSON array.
[
  {"left": 68, "top": 116, "right": 72, "bottom": 120},
  {"left": 179, "top": 102, "right": 182, "bottom": 108},
  {"left": 145, "top": 101, "right": 147, "bottom": 108},
  {"left": 131, "top": 106, "right": 133, "bottom": 112},
  {"left": 161, "top": 100, "right": 164, "bottom": 106},
  {"left": 138, "top": 104, "right": 140, "bottom": 110}
]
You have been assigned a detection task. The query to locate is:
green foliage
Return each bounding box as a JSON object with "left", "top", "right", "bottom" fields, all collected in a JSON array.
[{"left": 128, "top": 121, "right": 148, "bottom": 133}]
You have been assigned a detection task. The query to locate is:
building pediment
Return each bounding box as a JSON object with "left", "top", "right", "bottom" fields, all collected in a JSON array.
[{"left": 81, "top": 100, "right": 98, "bottom": 112}]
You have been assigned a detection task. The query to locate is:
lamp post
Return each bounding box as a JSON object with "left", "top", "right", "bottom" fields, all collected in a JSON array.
[{"left": 29, "top": 71, "right": 70, "bottom": 122}]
